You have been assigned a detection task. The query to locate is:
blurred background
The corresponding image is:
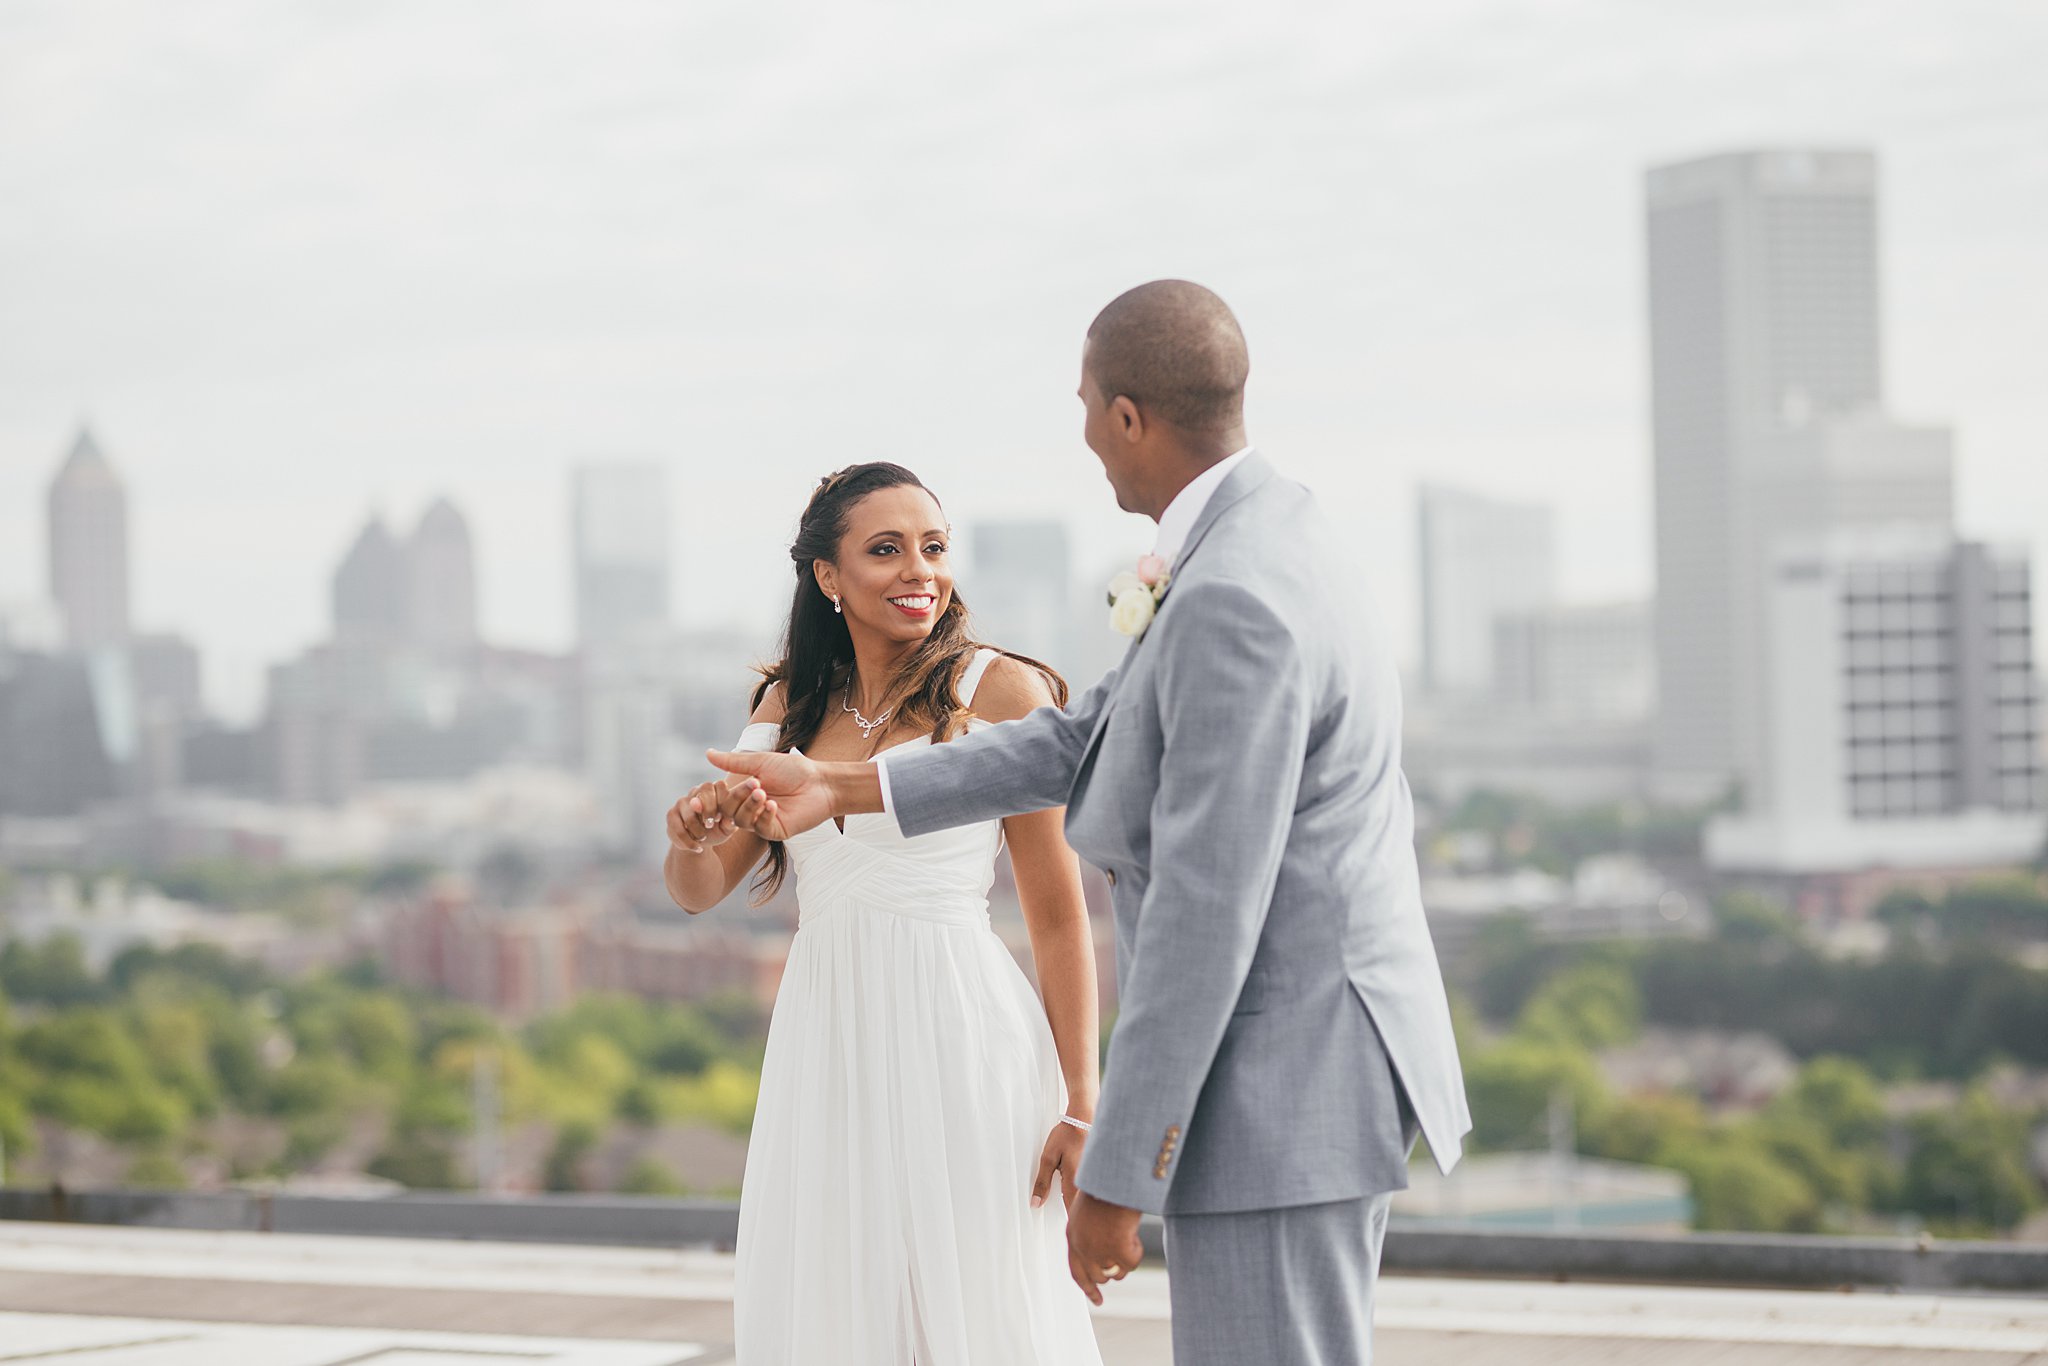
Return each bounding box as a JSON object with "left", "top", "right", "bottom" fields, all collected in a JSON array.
[{"left": 1, "top": 1, "right": 2044, "bottom": 1240}]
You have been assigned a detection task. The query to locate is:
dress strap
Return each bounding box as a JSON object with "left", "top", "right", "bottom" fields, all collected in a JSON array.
[{"left": 956, "top": 647, "right": 1002, "bottom": 709}]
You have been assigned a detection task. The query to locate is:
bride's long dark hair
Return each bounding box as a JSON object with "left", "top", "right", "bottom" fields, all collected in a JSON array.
[{"left": 749, "top": 462, "right": 1068, "bottom": 900}]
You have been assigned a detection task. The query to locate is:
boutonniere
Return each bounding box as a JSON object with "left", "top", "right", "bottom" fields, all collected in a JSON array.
[{"left": 1106, "top": 554, "right": 1171, "bottom": 637}]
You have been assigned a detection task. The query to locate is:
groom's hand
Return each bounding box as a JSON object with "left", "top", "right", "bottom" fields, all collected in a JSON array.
[
  {"left": 1066, "top": 1191, "right": 1144, "bottom": 1306},
  {"left": 705, "top": 748, "right": 836, "bottom": 841}
]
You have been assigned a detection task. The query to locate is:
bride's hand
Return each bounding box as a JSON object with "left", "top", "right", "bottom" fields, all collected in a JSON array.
[
  {"left": 1032, "top": 1119, "right": 1087, "bottom": 1214},
  {"left": 668, "top": 780, "right": 738, "bottom": 854}
]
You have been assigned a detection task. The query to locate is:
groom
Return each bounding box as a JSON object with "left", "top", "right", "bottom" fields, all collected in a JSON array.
[{"left": 712, "top": 280, "right": 1469, "bottom": 1364}]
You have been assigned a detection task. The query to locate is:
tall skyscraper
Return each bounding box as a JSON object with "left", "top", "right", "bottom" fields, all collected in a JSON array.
[
  {"left": 573, "top": 464, "right": 671, "bottom": 649},
  {"left": 47, "top": 426, "right": 131, "bottom": 650},
  {"left": 406, "top": 497, "right": 479, "bottom": 653},
  {"left": 333, "top": 515, "right": 408, "bottom": 642},
  {"left": 968, "top": 520, "right": 1072, "bottom": 669},
  {"left": 1417, "top": 483, "right": 1556, "bottom": 697},
  {"left": 1646, "top": 149, "right": 1953, "bottom": 799}
]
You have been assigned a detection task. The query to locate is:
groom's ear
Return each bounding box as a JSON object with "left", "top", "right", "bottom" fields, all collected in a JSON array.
[{"left": 1112, "top": 394, "right": 1144, "bottom": 441}]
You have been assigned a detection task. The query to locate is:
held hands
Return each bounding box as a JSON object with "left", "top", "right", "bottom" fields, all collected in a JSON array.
[
  {"left": 703, "top": 748, "right": 837, "bottom": 842},
  {"left": 665, "top": 779, "right": 768, "bottom": 855}
]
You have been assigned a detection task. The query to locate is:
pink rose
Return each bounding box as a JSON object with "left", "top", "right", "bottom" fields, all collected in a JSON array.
[{"left": 1135, "top": 554, "right": 1168, "bottom": 587}]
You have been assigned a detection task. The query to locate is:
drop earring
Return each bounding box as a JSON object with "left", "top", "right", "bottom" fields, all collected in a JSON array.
[{"left": 832, "top": 595, "right": 842, "bottom": 615}]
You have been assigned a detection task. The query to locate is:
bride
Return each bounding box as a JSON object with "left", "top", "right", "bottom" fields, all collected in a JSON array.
[{"left": 662, "top": 462, "right": 1107, "bottom": 1365}]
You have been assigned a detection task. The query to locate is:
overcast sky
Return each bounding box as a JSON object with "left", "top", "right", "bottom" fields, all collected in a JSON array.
[{"left": 3, "top": 0, "right": 2043, "bottom": 720}]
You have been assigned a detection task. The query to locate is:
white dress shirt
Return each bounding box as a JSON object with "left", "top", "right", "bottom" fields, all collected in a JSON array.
[
  {"left": 877, "top": 446, "right": 1256, "bottom": 825},
  {"left": 1151, "top": 445, "right": 1254, "bottom": 569}
]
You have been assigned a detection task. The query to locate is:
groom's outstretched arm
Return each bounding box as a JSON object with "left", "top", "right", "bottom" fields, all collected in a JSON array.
[
  {"left": 1075, "top": 581, "right": 1311, "bottom": 1215},
  {"left": 884, "top": 657, "right": 1121, "bottom": 838}
]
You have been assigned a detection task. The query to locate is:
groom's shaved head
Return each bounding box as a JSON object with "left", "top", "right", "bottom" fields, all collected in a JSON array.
[{"left": 1085, "top": 280, "right": 1249, "bottom": 435}]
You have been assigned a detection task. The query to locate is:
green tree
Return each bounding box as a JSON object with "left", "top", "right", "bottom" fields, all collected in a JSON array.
[
  {"left": 1773, "top": 1057, "right": 1888, "bottom": 1150},
  {"left": 1516, "top": 961, "right": 1642, "bottom": 1050},
  {"left": 1711, "top": 892, "right": 1800, "bottom": 946},
  {"left": 268, "top": 1054, "right": 361, "bottom": 1121},
  {"left": 0, "top": 935, "right": 101, "bottom": 1006},
  {"left": 618, "top": 1156, "right": 687, "bottom": 1196},
  {"left": 1461, "top": 1038, "right": 1606, "bottom": 1152},
  {"left": 369, "top": 1131, "right": 462, "bottom": 1189},
  {"left": 1664, "top": 1136, "right": 1822, "bottom": 1233},
  {"left": 126, "top": 1151, "right": 189, "bottom": 1189},
  {"left": 545, "top": 1120, "right": 600, "bottom": 1192},
  {"left": 337, "top": 996, "right": 418, "bottom": 1085},
  {"left": 1585, "top": 1091, "right": 1708, "bottom": 1165},
  {"left": 1903, "top": 1089, "right": 2043, "bottom": 1232}
]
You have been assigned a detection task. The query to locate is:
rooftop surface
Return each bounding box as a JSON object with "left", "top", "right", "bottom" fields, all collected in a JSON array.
[{"left": 4, "top": 1223, "right": 2048, "bottom": 1364}]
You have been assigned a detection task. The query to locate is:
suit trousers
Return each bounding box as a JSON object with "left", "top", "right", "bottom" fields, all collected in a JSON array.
[{"left": 1162, "top": 1192, "right": 1395, "bottom": 1366}]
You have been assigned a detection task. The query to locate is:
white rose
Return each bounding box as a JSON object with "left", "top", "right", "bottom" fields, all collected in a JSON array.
[
  {"left": 1105, "top": 570, "right": 1147, "bottom": 605},
  {"left": 1109, "top": 586, "right": 1157, "bottom": 637}
]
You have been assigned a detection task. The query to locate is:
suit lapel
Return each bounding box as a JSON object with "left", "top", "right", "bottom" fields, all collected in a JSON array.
[{"left": 1066, "top": 453, "right": 1278, "bottom": 799}]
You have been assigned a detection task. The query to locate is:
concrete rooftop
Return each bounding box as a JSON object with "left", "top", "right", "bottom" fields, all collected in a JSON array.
[{"left": 4, "top": 1223, "right": 2048, "bottom": 1364}]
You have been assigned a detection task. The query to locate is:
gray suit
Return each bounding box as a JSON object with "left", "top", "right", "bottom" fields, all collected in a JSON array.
[{"left": 886, "top": 453, "right": 1469, "bottom": 1363}]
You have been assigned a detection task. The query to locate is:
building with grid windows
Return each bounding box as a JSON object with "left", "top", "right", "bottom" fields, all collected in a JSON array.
[{"left": 1706, "top": 529, "right": 2043, "bottom": 872}]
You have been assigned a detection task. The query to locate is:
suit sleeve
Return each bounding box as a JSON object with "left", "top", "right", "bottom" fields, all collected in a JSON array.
[
  {"left": 883, "top": 661, "right": 1122, "bottom": 838},
  {"left": 1075, "top": 582, "right": 1311, "bottom": 1213}
]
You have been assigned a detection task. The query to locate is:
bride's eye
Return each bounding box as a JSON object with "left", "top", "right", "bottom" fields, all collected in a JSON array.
[{"left": 926, "top": 542, "right": 947, "bottom": 555}]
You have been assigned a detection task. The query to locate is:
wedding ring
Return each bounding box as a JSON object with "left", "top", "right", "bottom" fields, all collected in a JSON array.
[{"left": 1101, "top": 1264, "right": 1121, "bottom": 1279}]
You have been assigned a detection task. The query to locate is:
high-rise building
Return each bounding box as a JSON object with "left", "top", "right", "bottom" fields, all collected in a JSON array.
[
  {"left": 0, "top": 651, "right": 117, "bottom": 816},
  {"left": 406, "top": 497, "right": 479, "bottom": 653},
  {"left": 1646, "top": 149, "right": 1955, "bottom": 800},
  {"left": 1492, "top": 602, "right": 1655, "bottom": 725},
  {"left": 46, "top": 426, "right": 131, "bottom": 650},
  {"left": 333, "top": 515, "right": 408, "bottom": 643},
  {"left": 573, "top": 464, "right": 671, "bottom": 649},
  {"left": 1417, "top": 484, "right": 1555, "bottom": 697},
  {"left": 1707, "top": 531, "right": 2042, "bottom": 871},
  {"left": 968, "top": 520, "right": 1072, "bottom": 669}
]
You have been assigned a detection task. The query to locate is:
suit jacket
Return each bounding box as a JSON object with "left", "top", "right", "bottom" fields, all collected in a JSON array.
[{"left": 884, "top": 453, "right": 1470, "bottom": 1216}]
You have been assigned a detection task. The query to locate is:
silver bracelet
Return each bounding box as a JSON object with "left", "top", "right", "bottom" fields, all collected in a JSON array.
[{"left": 1058, "top": 1114, "right": 1093, "bottom": 1133}]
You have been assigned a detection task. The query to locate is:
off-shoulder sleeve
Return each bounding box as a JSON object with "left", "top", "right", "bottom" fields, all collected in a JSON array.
[{"left": 733, "top": 722, "right": 782, "bottom": 754}]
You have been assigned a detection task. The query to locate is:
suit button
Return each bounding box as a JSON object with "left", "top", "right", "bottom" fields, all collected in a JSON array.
[
  {"left": 1167, "top": 1125, "right": 1181, "bottom": 1139},
  {"left": 1106, "top": 869, "right": 1117, "bottom": 888},
  {"left": 1153, "top": 1165, "right": 1168, "bottom": 1179}
]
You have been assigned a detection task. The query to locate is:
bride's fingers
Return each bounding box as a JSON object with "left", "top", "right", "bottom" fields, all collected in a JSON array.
[
  {"left": 668, "top": 802, "right": 703, "bottom": 854},
  {"left": 688, "top": 796, "right": 721, "bottom": 843},
  {"left": 1030, "top": 1144, "right": 1058, "bottom": 1209}
]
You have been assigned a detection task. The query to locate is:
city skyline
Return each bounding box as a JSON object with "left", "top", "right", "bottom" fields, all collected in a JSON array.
[{"left": 3, "top": 3, "right": 2045, "bottom": 722}]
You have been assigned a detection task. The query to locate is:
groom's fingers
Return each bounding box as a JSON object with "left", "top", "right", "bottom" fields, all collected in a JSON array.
[
  {"left": 1068, "top": 1246, "right": 1103, "bottom": 1306},
  {"left": 705, "top": 748, "right": 765, "bottom": 778},
  {"left": 732, "top": 789, "right": 772, "bottom": 834},
  {"left": 1123, "top": 1228, "right": 1147, "bottom": 1274}
]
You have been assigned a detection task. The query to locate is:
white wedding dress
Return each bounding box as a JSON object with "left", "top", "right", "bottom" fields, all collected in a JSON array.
[{"left": 730, "top": 648, "right": 1105, "bottom": 1366}]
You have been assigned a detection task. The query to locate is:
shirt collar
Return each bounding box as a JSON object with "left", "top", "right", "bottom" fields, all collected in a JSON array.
[{"left": 1152, "top": 446, "right": 1255, "bottom": 568}]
